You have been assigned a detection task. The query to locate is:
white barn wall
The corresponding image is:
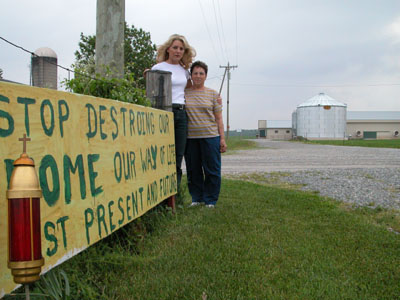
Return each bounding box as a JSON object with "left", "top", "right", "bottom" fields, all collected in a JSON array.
[{"left": 347, "top": 121, "right": 400, "bottom": 139}]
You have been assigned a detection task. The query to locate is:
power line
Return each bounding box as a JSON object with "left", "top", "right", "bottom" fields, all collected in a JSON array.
[
  {"left": 198, "top": 0, "right": 222, "bottom": 65},
  {"left": 235, "top": 0, "right": 238, "bottom": 65},
  {"left": 0, "top": 36, "right": 73, "bottom": 75},
  {"left": 216, "top": 0, "right": 230, "bottom": 62},
  {"left": 212, "top": 0, "right": 228, "bottom": 62},
  {"left": 206, "top": 75, "right": 223, "bottom": 81},
  {"left": 0, "top": 35, "right": 132, "bottom": 91},
  {"left": 196, "top": 1, "right": 237, "bottom": 64},
  {"left": 231, "top": 82, "right": 400, "bottom": 88}
]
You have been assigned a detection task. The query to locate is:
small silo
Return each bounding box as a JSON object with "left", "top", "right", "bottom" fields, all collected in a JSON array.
[
  {"left": 296, "top": 93, "right": 347, "bottom": 139},
  {"left": 31, "top": 47, "right": 58, "bottom": 90},
  {"left": 291, "top": 110, "right": 297, "bottom": 136}
]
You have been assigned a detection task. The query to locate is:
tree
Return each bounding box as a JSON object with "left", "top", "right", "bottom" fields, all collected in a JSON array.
[
  {"left": 0, "top": 68, "right": 3, "bottom": 79},
  {"left": 73, "top": 23, "right": 156, "bottom": 89},
  {"left": 74, "top": 33, "right": 96, "bottom": 73},
  {"left": 64, "top": 23, "right": 156, "bottom": 106},
  {"left": 123, "top": 25, "right": 157, "bottom": 87}
]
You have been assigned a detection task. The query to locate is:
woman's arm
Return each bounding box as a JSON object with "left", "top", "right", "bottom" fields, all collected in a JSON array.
[
  {"left": 214, "top": 111, "right": 227, "bottom": 153},
  {"left": 185, "top": 78, "right": 192, "bottom": 89}
]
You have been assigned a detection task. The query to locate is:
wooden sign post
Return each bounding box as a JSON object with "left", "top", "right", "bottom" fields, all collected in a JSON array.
[
  {"left": 146, "top": 70, "right": 172, "bottom": 111},
  {"left": 145, "top": 70, "right": 176, "bottom": 211}
]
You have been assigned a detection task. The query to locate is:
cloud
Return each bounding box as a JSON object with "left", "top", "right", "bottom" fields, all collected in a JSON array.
[
  {"left": 2, "top": 0, "right": 400, "bottom": 129},
  {"left": 385, "top": 16, "right": 400, "bottom": 44}
]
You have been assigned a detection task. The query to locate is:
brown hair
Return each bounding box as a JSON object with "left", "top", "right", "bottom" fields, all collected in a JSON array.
[{"left": 190, "top": 61, "right": 208, "bottom": 75}]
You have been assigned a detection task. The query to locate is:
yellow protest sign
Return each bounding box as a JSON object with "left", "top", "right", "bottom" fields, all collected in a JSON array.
[{"left": 0, "top": 82, "right": 176, "bottom": 296}]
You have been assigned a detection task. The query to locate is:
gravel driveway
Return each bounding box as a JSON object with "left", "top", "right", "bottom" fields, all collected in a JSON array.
[{"left": 222, "top": 140, "right": 400, "bottom": 209}]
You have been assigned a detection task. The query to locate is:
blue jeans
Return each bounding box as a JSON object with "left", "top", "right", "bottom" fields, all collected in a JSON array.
[
  {"left": 173, "top": 107, "right": 187, "bottom": 189},
  {"left": 185, "top": 136, "right": 221, "bottom": 205}
]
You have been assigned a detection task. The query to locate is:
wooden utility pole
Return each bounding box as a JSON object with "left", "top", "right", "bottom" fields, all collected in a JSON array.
[
  {"left": 219, "top": 62, "right": 237, "bottom": 140},
  {"left": 96, "top": 0, "right": 125, "bottom": 78}
]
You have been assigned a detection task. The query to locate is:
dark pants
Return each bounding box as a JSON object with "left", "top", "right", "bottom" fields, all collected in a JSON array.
[
  {"left": 173, "top": 107, "right": 187, "bottom": 188},
  {"left": 185, "top": 136, "right": 221, "bottom": 205}
]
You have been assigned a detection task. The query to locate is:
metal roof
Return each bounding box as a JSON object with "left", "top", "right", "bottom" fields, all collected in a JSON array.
[
  {"left": 297, "top": 93, "right": 347, "bottom": 108},
  {"left": 34, "top": 47, "right": 57, "bottom": 58},
  {"left": 347, "top": 111, "right": 400, "bottom": 121},
  {"left": 267, "top": 120, "right": 292, "bottom": 128}
]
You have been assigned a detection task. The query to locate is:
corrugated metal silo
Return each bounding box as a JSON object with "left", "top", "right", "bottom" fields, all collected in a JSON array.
[
  {"left": 296, "top": 93, "right": 347, "bottom": 139},
  {"left": 31, "top": 47, "right": 58, "bottom": 90},
  {"left": 292, "top": 111, "right": 297, "bottom": 136}
]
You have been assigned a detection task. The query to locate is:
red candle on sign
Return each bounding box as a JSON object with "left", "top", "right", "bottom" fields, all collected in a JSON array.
[{"left": 7, "top": 134, "right": 44, "bottom": 284}]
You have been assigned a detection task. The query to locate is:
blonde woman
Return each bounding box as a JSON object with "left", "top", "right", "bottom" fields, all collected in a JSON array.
[{"left": 151, "top": 34, "right": 196, "bottom": 188}]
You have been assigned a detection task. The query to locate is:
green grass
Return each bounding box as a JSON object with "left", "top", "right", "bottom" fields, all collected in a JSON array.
[
  {"left": 226, "top": 136, "right": 258, "bottom": 152},
  {"left": 304, "top": 139, "right": 400, "bottom": 149},
  {"left": 27, "top": 178, "right": 400, "bottom": 300}
]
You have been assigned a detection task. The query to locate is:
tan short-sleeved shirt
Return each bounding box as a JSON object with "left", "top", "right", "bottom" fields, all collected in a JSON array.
[{"left": 185, "top": 87, "right": 222, "bottom": 138}]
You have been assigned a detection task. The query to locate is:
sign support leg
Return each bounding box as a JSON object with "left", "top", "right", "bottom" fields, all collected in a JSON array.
[
  {"left": 25, "top": 284, "right": 30, "bottom": 300},
  {"left": 167, "top": 195, "right": 176, "bottom": 214}
]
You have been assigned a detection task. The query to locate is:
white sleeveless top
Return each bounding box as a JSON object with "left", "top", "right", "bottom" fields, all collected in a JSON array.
[{"left": 151, "top": 62, "right": 189, "bottom": 105}]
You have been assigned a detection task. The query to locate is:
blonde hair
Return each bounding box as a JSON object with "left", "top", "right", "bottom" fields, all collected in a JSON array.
[{"left": 156, "top": 34, "right": 196, "bottom": 70}]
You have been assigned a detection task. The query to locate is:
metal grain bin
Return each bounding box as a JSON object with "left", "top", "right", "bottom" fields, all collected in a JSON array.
[
  {"left": 31, "top": 47, "right": 58, "bottom": 90},
  {"left": 296, "top": 93, "right": 347, "bottom": 139}
]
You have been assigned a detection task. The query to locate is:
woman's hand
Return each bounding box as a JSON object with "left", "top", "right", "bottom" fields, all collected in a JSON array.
[
  {"left": 220, "top": 138, "right": 227, "bottom": 153},
  {"left": 214, "top": 112, "right": 226, "bottom": 152},
  {"left": 217, "top": 95, "right": 223, "bottom": 105}
]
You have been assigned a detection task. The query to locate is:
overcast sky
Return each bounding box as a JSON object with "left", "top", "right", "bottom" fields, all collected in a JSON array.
[{"left": 1, "top": 0, "right": 400, "bottom": 129}]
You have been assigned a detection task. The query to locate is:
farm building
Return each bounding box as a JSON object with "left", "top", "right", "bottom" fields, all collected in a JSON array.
[
  {"left": 258, "top": 93, "right": 400, "bottom": 140},
  {"left": 346, "top": 111, "right": 400, "bottom": 139},
  {"left": 258, "top": 120, "right": 292, "bottom": 140}
]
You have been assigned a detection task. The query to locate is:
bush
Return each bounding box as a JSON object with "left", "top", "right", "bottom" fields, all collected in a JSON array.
[{"left": 63, "top": 68, "right": 150, "bottom": 107}]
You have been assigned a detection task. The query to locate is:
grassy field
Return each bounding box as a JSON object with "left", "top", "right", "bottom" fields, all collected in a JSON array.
[
  {"left": 19, "top": 178, "right": 400, "bottom": 300},
  {"left": 8, "top": 138, "right": 399, "bottom": 299},
  {"left": 304, "top": 139, "right": 400, "bottom": 149},
  {"left": 225, "top": 136, "right": 258, "bottom": 152},
  {"left": 228, "top": 137, "right": 400, "bottom": 150}
]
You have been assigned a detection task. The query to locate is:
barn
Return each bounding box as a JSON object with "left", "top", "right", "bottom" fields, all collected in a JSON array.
[{"left": 346, "top": 111, "right": 400, "bottom": 139}]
